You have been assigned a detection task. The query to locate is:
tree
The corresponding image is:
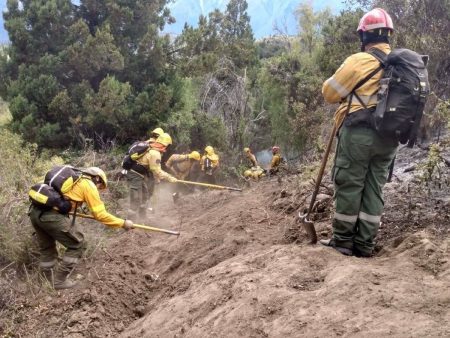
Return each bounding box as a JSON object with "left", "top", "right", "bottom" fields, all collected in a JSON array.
[{"left": 1, "top": 0, "right": 177, "bottom": 149}]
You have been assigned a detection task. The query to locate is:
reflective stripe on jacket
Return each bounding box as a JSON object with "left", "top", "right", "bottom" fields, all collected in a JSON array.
[
  {"left": 64, "top": 178, "right": 124, "bottom": 228},
  {"left": 322, "top": 43, "right": 391, "bottom": 128}
]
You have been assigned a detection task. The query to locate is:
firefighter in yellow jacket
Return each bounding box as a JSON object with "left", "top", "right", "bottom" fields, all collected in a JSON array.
[
  {"left": 269, "top": 146, "right": 282, "bottom": 174},
  {"left": 244, "top": 167, "right": 266, "bottom": 180},
  {"left": 166, "top": 151, "right": 201, "bottom": 180},
  {"left": 320, "top": 8, "right": 398, "bottom": 257},
  {"left": 243, "top": 147, "right": 258, "bottom": 167},
  {"left": 127, "top": 133, "right": 177, "bottom": 219},
  {"left": 29, "top": 167, "right": 134, "bottom": 289},
  {"left": 201, "top": 146, "right": 219, "bottom": 184}
]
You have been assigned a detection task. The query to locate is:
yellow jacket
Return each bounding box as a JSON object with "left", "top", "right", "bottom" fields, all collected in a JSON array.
[
  {"left": 137, "top": 149, "right": 175, "bottom": 181},
  {"left": 322, "top": 43, "right": 391, "bottom": 128},
  {"left": 271, "top": 154, "right": 282, "bottom": 170},
  {"left": 64, "top": 178, "right": 125, "bottom": 228},
  {"left": 201, "top": 153, "right": 219, "bottom": 171},
  {"left": 166, "top": 154, "right": 195, "bottom": 180},
  {"left": 250, "top": 167, "right": 265, "bottom": 180},
  {"left": 246, "top": 152, "right": 258, "bottom": 167}
]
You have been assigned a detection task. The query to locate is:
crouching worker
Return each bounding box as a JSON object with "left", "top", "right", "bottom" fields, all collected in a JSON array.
[
  {"left": 244, "top": 166, "right": 266, "bottom": 181},
  {"left": 166, "top": 151, "right": 201, "bottom": 180},
  {"left": 28, "top": 166, "right": 134, "bottom": 290}
]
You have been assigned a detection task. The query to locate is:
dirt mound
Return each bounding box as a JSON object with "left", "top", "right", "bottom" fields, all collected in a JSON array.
[
  {"left": 1, "top": 154, "right": 449, "bottom": 337},
  {"left": 122, "top": 233, "right": 449, "bottom": 338}
]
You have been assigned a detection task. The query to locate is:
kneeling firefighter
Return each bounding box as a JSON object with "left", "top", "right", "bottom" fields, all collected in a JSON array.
[{"left": 244, "top": 166, "right": 266, "bottom": 180}]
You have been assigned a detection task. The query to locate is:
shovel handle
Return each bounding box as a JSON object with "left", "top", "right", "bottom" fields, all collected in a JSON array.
[
  {"left": 132, "top": 223, "right": 180, "bottom": 236},
  {"left": 305, "top": 123, "right": 338, "bottom": 217},
  {"left": 177, "top": 180, "right": 242, "bottom": 191},
  {"left": 70, "top": 213, "right": 180, "bottom": 236}
]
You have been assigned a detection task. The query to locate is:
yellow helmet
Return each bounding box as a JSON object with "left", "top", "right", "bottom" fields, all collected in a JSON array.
[
  {"left": 243, "top": 147, "right": 250, "bottom": 153},
  {"left": 205, "top": 145, "right": 214, "bottom": 155},
  {"left": 156, "top": 132, "right": 172, "bottom": 146},
  {"left": 244, "top": 170, "right": 252, "bottom": 178},
  {"left": 151, "top": 127, "right": 164, "bottom": 137},
  {"left": 83, "top": 167, "right": 108, "bottom": 189},
  {"left": 188, "top": 151, "right": 201, "bottom": 161}
]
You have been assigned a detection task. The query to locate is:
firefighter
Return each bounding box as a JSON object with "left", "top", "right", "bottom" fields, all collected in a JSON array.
[
  {"left": 269, "top": 146, "right": 282, "bottom": 175},
  {"left": 243, "top": 147, "right": 258, "bottom": 167},
  {"left": 201, "top": 146, "right": 220, "bottom": 184},
  {"left": 29, "top": 167, "right": 134, "bottom": 289},
  {"left": 243, "top": 167, "right": 266, "bottom": 181},
  {"left": 320, "top": 8, "right": 397, "bottom": 257},
  {"left": 127, "top": 132, "right": 177, "bottom": 219},
  {"left": 166, "top": 151, "right": 201, "bottom": 180}
]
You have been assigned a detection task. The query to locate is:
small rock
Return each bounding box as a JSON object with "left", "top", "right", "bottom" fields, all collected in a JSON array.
[
  {"left": 115, "top": 322, "right": 125, "bottom": 332},
  {"left": 134, "top": 305, "right": 146, "bottom": 317}
]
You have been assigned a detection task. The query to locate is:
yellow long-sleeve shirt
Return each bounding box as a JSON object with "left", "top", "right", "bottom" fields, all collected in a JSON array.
[
  {"left": 137, "top": 149, "right": 175, "bottom": 181},
  {"left": 166, "top": 154, "right": 195, "bottom": 180},
  {"left": 64, "top": 178, "right": 125, "bottom": 228},
  {"left": 322, "top": 43, "right": 391, "bottom": 128},
  {"left": 201, "top": 153, "right": 219, "bottom": 171},
  {"left": 270, "top": 154, "right": 282, "bottom": 170}
]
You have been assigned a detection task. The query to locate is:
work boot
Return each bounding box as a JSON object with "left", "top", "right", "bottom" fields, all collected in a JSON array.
[
  {"left": 353, "top": 247, "right": 373, "bottom": 258},
  {"left": 54, "top": 269, "right": 77, "bottom": 290},
  {"left": 320, "top": 239, "right": 353, "bottom": 256}
]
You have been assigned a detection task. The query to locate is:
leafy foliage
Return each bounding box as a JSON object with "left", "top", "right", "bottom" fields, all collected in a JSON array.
[{"left": 1, "top": 0, "right": 175, "bottom": 148}]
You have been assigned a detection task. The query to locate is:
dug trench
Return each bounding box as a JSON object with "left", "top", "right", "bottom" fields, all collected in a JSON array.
[{"left": 2, "top": 146, "right": 450, "bottom": 337}]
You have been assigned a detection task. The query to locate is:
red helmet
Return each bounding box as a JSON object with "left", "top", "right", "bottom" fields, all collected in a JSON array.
[
  {"left": 357, "top": 8, "right": 394, "bottom": 33},
  {"left": 272, "top": 146, "right": 280, "bottom": 153}
]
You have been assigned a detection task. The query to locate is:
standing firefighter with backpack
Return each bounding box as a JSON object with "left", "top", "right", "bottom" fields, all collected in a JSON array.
[
  {"left": 28, "top": 166, "right": 134, "bottom": 289},
  {"left": 124, "top": 132, "right": 177, "bottom": 219},
  {"left": 320, "top": 8, "right": 429, "bottom": 257}
]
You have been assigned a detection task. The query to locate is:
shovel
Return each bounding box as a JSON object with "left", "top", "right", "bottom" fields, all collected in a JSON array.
[
  {"left": 70, "top": 213, "right": 180, "bottom": 236},
  {"left": 176, "top": 179, "right": 242, "bottom": 191},
  {"left": 298, "top": 123, "right": 338, "bottom": 244}
]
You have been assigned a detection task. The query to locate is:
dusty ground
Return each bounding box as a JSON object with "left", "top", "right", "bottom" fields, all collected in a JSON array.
[{"left": 1, "top": 145, "right": 449, "bottom": 338}]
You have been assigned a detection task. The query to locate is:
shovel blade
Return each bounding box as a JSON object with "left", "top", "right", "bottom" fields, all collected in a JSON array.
[{"left": 298, "top": 212, "right": 318, "bottom": 244}]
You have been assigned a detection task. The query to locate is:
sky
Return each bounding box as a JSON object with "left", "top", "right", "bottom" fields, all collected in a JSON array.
[{"left": 0, "top": 0, "right": 346, "bottom": 43}]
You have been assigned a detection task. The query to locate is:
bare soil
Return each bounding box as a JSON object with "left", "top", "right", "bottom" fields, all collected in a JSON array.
[{"left": 1, "top": 145, "right": 449, "bottom": 338}]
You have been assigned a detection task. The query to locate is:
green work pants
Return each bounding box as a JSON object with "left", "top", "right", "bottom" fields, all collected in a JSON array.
[
  {"left": 127, "top": 170, "right": 154, "bottom": 219},
  {"left": 332, "top": 125, "right": 397, "bottom": 254},
  {"left": 29, "top": 206, "right": 86, "bottom": 272}
]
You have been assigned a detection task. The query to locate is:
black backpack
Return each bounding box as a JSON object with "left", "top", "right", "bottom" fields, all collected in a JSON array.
[
  {"left": 121, "top": 141, "right": 150, "bottom": 170},
  {"left": 369, "top": 48, "right": 430, "bottom": 147},
  {"left": 29, "top": 165, "right": 81, "bottom": 213}
]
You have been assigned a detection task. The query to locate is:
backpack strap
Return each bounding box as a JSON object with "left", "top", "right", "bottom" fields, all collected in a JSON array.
[
  {"left": 346, "top": 48, "right": 387, "bottom": 110},
  {"left": 345, "top": 63, "right": 384, "bottom": 114},
  {"left": 367, "top": 48, "right": 388, "bottom": 68}
]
